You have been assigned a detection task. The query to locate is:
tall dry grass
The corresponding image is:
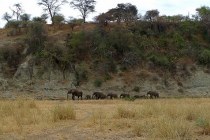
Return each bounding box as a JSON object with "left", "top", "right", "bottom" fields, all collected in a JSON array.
[
  {"left": 83, "top": 98, "right": 210, "bottom": 139},
  {"left": 52, "top": 105, "right": 76, "bottom": 122},
  {"left": 0, "top": 99, "right": 76, "bottom": 134},
  {"left": 1, "top": 98, "right": 210, "bottom": 139}
]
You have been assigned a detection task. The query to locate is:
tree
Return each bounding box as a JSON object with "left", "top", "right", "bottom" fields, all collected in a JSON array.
[
  {"left": 95, "top": 13, "right": 111, "bottom": 26},
  {"left": 37, "top": 0, "right": 67, "bottom": 24},
  {"left": 2, "top": 12, "right": 12, "bottom": 23},
  {"left": 70, "top": 0, "right": 96, "bottom": 23},
  {"left": 10, "top": 3, "right": 23, "bottom": 20},
  {"left": 196, "top": 6, "right": 210, "bottom": 22},
  {"left": 25, "top": 22, "right": 47, "bottom": 54},
  {"left": 53, "top": 14, "right": 65, "bottom": 24},
  {"left": 20, "top": 13, "right": 31, "bottom": 22},
  {"left": 145, "top": 9, "right": 159, "bottom": 21},
  {"left": 106, "top": 3, "right": 138, "bottom": 24},
  {"left": 53, "top": 14, "right": 65, "bottom": 28},
  {"left": 116, "top": 3, "right": 138, "bottom": 23}
]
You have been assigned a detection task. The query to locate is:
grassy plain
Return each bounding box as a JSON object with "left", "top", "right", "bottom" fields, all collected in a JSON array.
[{"left": 0, "top": 98, "right": 210, "bottom": 139}]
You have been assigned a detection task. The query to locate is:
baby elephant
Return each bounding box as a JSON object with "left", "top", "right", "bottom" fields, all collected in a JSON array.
[
  {"left": 92, "top": 92, "right": 106, "bottom": 99},
  {"left": 147, "top": 91, "right": 159, "bottom": 99}
]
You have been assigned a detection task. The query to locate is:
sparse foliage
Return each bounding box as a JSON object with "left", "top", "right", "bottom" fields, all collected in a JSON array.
[
  {"left": 20, "top": 13, "right": 30, "bottom": 22},
  {"left": 2, "top": 12, "right": 12, "bottom": 22},
  {"left": 32, "top": 14, "right": 48, "bottom": 23},
  {"left": 70, "top": 0, "right": 96, "bottom": 23},
  {"left": 196, "top": 6, "right": 210, "bottom": 23},
  {"left": 25, "top": 22, "right": 47, "bottom": 55},
  {"left": 10, "top": 3, "right": 23, "bottom": 21},
  {"left": 37, "top": 0, "right": 67, "bottom": 24},
  {"left": 53, "top": 14, "right": 65, "bottom": 24}
]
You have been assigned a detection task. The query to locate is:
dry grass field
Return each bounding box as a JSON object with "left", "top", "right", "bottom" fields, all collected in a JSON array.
[{"left": 0, "top": 98, "right": 210, "bottom": 140}]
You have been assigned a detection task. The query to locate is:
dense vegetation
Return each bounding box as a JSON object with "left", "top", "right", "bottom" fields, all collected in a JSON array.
[{"left": 1, "top": 2, "right": 210, "bottom": 86}]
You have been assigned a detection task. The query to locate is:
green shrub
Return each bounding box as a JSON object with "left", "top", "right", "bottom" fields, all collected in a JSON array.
[
  {"left": 52, "top": 14, "right": 65, "bottom": 24},
  {"left": 74, "top": 66, "right": 88, "bottom": 86},
  {"left": 104, "top": 73, "right": 112, "bottom": 81},
  {"left": 199, "top": 49, "right": 210, "bottom": 65},
  {"left": 94, "top": 79, "right": 103, "bottom": 87},
  {"left": 196, "top": 117, "right": 210, "bottom": 135},
  {"left": 25, "top": 22, "right": 47, "bottom": 55},
  {"left": 148, "top": 54, "right": 171, "bottom": 68}
]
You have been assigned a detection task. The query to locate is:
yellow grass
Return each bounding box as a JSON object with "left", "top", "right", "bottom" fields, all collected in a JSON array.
[
  {"left": 52, "top": 105, "right": 76, "bottom": 122},
  {"left": 1, "top": 98, "right": 210, "bottom": 139},
  {"left": 0, "top": 99, "right": 75, "bottom": 135}
]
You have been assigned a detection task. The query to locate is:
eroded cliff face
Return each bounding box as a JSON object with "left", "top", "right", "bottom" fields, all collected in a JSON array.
[{"left": 1, "top": 58, "right": 210, "bottom": 100}]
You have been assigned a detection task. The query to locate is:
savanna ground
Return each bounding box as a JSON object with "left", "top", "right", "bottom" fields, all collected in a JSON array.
[{"left": 0, "top": 98, "right": 210, "bottom": 140}]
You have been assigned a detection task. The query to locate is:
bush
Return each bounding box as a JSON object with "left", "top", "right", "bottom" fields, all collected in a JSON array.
[
  {"left": 5, "top": 20, "right": 21, "bottom": 29},
  {"left": 148, "top": 54, "right": 171, "bottom": 68},
  {"left": 74, "top": 66, "right": 88, "bottom": 86},
  {"left": 25, "top": 22, "right": 47, "bottom": 55},
  {"left": 196, "top": 117, "right": 210, "bottom": 135},
  {"left": 53, "top": 14, "right": 65, "bottom": 25},
  {"left": 199, "top": 49, "right": 210, "bottom": 65},
  {"left": 94, "top": 79, "right": 103, "bottom": 87}
]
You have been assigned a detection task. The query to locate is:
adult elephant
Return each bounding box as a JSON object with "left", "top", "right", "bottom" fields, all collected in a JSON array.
[
  {"left": 92, "top": 92, "right": 106, "bottom": 100},
  {"left": 147, "top": 91, "right": 159, "bottom": 99},
  {"left": 107, "top": 93, "right": 118, "bottom": 99},
  {"left": 120, "top": 93, "right": 130, "bottom": 98},
  {"left": 67, "top": 89, "right": 83, "bottom": 100}
]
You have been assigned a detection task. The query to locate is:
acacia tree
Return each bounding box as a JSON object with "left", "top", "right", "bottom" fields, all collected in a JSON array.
[
  {"left": 196, "top": 6, "right": 210, "bottom": 23},
  {"left": 70, "top": 0, "right": 96, "bottom": 23},
  {"left": 106, "top": 3, "right": 138, "bottom": 24},
  {"left": 2, "top": 12, "right": 12, "bottom": 22},
  {"left": 144, "top": 9, "right": 159, "bottom": 21},
  {"left": 37, "top": 0, "right": 67, "bottom": 24},
  {"left": 10, "top": 3, "right": 23, "bottom": 20},
  {"left": 20, "top": 13, "right": 30, "bottom": 22}
]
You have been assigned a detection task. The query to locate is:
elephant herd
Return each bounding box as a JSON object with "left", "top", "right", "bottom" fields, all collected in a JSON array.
[{"left": 67, "top": 89, "right": 159, "bottom": 100}]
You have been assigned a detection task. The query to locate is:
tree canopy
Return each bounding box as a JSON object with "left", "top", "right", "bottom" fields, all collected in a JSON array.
[
  {"left": 37, "top": 0, "right": 67, "bottom": 24},
  {"left": 70, "top": 0, "right": 96, "bottom": 23}
]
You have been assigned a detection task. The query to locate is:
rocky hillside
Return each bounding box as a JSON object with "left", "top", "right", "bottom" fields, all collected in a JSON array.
[{"left": 0, "top": 20, "right": 210, "bottom": 99}]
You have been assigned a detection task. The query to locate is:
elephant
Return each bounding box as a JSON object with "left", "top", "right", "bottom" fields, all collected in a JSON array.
[
  {"left": 107, "top": 93, "right": 118, "bottom": 99},
  {"left": 92, "top": 92, "right": 106, "bottom": 99},
  {"left": 120, "top": 93, "right": 130, "bottom": 98},
  {"left": 147, "top": 91, "right": 159, "bottom": 99},
  {"left": 67, "top": 89, "right": 83, "bottom": 100}
]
